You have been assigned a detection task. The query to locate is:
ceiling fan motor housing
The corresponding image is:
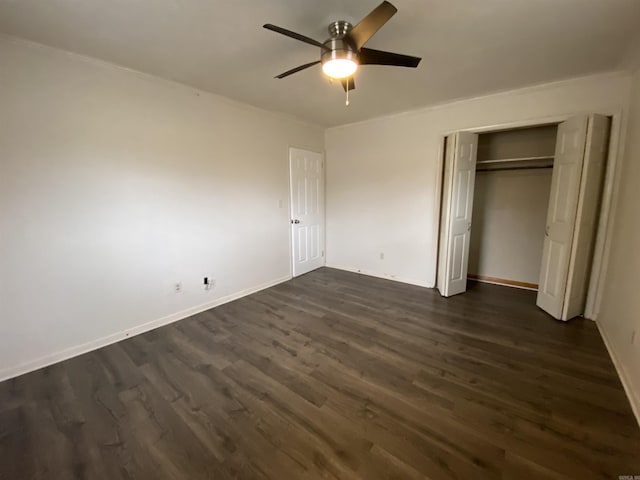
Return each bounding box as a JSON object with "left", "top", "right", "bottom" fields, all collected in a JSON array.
[
  {"left": 328, "top": 20, "right": 352, "bottom": 38},
  {"left": 322, "top": 21, "right": 358, "bottom": 65},
  {"left": 321, "top": 38, "right": 358, "bottom": 65}
]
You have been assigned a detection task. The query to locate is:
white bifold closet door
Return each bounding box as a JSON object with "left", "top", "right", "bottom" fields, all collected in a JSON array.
[
  {"left": 536, "top": 114, "right": 610, "bottom": 320},
  {"left": 437, "top": 132, "right": 478, "bottom": 297}
]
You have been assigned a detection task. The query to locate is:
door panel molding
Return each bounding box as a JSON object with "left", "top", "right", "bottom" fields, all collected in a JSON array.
[
  {"left": 437, "top": 132, "right": 478, "bottom": 297},
  {"left": 537, "top": 115, "right": 588, "bottom": 318},
  {"left": 536, "top": 114, "right": 610, "bottom": 321},
  {"left": 289, "top": 148, "right": 325, "bottom": 277},
  {"left": 563, "top": 114, "right": 611, "bottom": 319}
]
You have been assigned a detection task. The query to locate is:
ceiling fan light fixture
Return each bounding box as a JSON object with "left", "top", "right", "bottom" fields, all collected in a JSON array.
[
  {"left": 321, "top": 37, "right": 359, "bottom": 79},
  {"left": 322, "top": 58, "right": 358, "bottom": 79},
  {"left": 264, "top": 1, "right": 422, "bottom": 92}
]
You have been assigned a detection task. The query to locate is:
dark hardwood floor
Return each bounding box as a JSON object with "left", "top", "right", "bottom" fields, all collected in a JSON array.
[{"left": 1, "top": 268, "right": 639, "bottom": 479}]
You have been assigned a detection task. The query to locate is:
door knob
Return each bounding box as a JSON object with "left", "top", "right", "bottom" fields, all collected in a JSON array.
[{"left": 291, "top": 219, "right": 300, "bottom": 224}]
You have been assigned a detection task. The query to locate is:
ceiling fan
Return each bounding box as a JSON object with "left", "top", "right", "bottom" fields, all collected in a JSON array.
[{"left": 263, "top": 1, "right": 421, "bottom": 96}]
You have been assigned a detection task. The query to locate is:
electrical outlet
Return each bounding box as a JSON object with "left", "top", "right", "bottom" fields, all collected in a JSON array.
[
  {"left": 204, "top": 277, "right": 216, "bottom": 291},
  {"left": 380, "top": 252, "right": 385, "bottom": 260},
  {"left": 174, "top": 282, "right": 182, "bottom": 293}
]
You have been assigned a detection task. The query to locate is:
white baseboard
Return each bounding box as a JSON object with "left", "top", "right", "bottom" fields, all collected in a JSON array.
[
  {"left": 0, "top": 274, "right": 292, "bottom": 383},
  {"left": 326, "top": 263, "right": 434, "bottom": 288},
  {"left": 596, "top": 321, "right": 640, "bottom": 428}
]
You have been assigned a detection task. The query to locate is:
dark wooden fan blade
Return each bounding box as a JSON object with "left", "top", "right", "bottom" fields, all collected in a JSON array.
[
  {"left": 275, "top": 61, "right": 321, "bottom": 79},
  {"left": 341, "top": 77, "right": 356, "bottom": 92},
  {"left": 359, "top": 47, "right": 421, "bottom": 67},
  {"left": 348, "top": 1, "right": 397, "bottom": 49},
  {"left": 263, "top": 24, "right": 326, "bottom": 49}
]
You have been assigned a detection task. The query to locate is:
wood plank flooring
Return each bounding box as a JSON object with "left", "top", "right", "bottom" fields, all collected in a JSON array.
[{"left": 1, "top": 267, "right": 639, "bottom": 479}]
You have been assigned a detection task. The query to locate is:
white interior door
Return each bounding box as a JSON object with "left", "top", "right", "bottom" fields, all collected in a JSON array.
[
  {"left": 437, "top": 132, "right": 478, "bottom": 297},
  {"left": 290, "top": 148, "right": 324, "bottom": 277},
  {"left": 537, "top": 115, "right": 589, "bottom": 319},
  {"left": 562, "top": 114, "right": 610, "bottom": 320}
]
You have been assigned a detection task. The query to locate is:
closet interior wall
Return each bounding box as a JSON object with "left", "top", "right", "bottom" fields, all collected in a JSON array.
[{"left": 468, "top": 125, "right": 558, "bottom": 288}]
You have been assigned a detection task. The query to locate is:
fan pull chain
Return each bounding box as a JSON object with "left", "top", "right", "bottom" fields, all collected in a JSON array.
[{"left": 345, "top": 78, "right": 350, "bottom": 106}]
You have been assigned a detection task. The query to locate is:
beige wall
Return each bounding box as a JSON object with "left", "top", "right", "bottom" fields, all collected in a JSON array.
[
  {"left": 598, "top": 67, "right": 640, "bottom": 421},
  {"left": 0, "top": 37, "right": 324, "bottom": 380},
  {"left": 325, "top": 72, "right": 632, "bottom": 287},
  {"left": 468, "top": 169, "right": 552, "bottom": 285}
]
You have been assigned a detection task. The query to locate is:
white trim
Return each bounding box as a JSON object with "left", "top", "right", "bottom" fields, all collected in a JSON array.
[
  {"left": 584, "top": 110, "right": 626, "bottom": 320},
  {"left": 326, "top": 71, "right": 629, "bottom": 131},
  {"left": 0, "top": 274, "right": 292, "bottom": 383},
  {"left": 433, "top": 137, "right": 448, "bottom": 288},
  {"left": 327, "top": 263, "right": 433, "bottom": 288},
  {"left": 596, "top": 321, "right": 640, "bottom": 428},
  {"left": 454, "top": 114, "right": 567, "bottom": 136}
]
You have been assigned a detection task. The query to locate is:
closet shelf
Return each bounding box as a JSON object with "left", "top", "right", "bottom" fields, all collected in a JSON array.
[
  {"left": 476, "top": 155, "right": 554, "bottom": 173},
  {"left": 477, "top": 155, "right": 554, "bottom": 165}
]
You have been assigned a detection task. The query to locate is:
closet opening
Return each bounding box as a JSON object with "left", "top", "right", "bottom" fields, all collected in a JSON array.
[
  {"left": 469, "top": 124, "right": 558, "bottom": 291},
  {"left": 436, "top": 115, "right": 612, "bottom": 321}
]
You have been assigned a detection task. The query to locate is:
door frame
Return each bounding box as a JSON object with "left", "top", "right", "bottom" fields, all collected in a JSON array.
[
  {"left": 434, "top": 109, "right": 624, "bottom": 320},
  {"left": 287, "top": 146, "right": 327, "bottom": 277}
]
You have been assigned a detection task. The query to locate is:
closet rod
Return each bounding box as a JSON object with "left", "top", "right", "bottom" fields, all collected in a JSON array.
[
  {"left": 476, "top": 155, "right": 554, "bottom": 165},
  {"left": 476, "top": 165, "right": 553, "bottom": 172}
]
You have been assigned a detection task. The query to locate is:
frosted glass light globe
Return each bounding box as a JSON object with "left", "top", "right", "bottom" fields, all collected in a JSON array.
[{"left": 322, "top": 59, "right": 358, "bottom": 79}]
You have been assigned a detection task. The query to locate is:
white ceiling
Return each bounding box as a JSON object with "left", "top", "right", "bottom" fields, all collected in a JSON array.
[{"left": 0, "top": 0, "right": 638, "bottom": 127}]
